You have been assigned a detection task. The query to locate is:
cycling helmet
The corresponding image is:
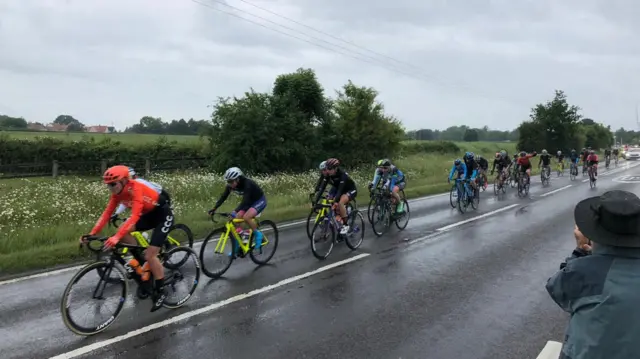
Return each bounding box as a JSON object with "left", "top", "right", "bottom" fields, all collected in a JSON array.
[
  {"left": 571, "top": 149, "right": 576, "bottom": 153},
  {"left": 519, "top": 151, "right": 526, "bottom": 157},
  {"left": 464, "top": 151, "right": 471, "bottom": 158},
  {"left": 223, "top": 167, "right": 243, "bottom": 181},
  {"left": 103, "top": 165, "right": 130, "bottom": 184},
  {"left": 325, "top": 158, "right": 340, "bottom": 169},
  {"left": 542, "top": 149, "right": 547, "bottom": 155},
  {"left": 557, "top": 151, "right": 561, "bottom": 155},
  {"left": 476, "top": 155, "right": 483, "bottom": 161},
  {"left": 377, "top": 158, "right": 391, "bottom": 167},
  {"left": 319, "top": 161, "right": 327, "bottom": 170},
  {"left": 589, "top": 150, "right": 595, "bottom": 154},
  {"left": 454, "top": 159, "right": 462, "bottom": 165},
  {"left": 128, "top": 167, "right": 136, "bottom": 178}
]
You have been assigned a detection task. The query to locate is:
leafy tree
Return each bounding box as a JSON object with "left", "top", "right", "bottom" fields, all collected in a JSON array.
[
  {"left": 53, "top": 115, "right": 80, "bottom": 125},
  {"left": 0, "top": 115, "right": 27, "bottom": 129},
  {"left": 66, "top": 121, "right": 85, "bottom": 132},
  {"left": 517, "top": 90, "right": 586, "bottom": 152},
  {"left": 463, "top": 129, "right": 479, "bottom": 142}
]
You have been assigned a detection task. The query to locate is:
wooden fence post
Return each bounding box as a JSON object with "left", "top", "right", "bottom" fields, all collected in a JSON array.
[
  {"left": 145, "top": 159, "right": 151, "bottom": 176},
  {"left": 100, "top": 159, "right": 107, "bottom": 174},
  {"left": 52, "top": 160, "right": 59, "bottom": 178}
]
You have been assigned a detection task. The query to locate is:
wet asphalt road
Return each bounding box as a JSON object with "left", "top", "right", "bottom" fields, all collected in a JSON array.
[{"left": 2, "top": 162, "right": 640, "bottom": 359}]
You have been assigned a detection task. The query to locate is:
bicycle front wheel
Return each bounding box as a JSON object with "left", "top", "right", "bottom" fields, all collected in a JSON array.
[
  {"left": 162, "top": 246, "right": 200, "bottom": 309},
  {"left": 394, "top": 198, "right": 410, "bottom": 230},
  {"left": 199, "top": 227, "right": 234, "bottom": 279},
  {"left": 310, "top": 218, "right": 335, "bottom": 260},
  {"left": 249, "top": 220, "right": 279, "bottom": 265},
  {"left": 371, "top": 202, "right": 391, "bottom": 236},
  {"left": 344, "top": 210, "right": 365, "bottom": 250},
  {"left": 449, "top": 184, "right": 457, "bottom": 208},
  {"left": 306, "top": 208, "right": 318, "bottom": 240},
  {"left": 60, "top": 261, "right": 128, "bottom": 336}
]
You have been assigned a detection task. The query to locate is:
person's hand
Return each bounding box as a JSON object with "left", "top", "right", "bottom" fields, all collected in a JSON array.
[
  {"left": 207, "top": 208, "right": 216, "bottom": 216},
  {"left": 574, "top": 225, "right": 592, "bottom": 252},
  {"left": 79, "top": 234, "right": 89, "bottom": 245},
  {"left": 104, "top": 236, "right": 119, "bottom": 250},
  {"left": 229, "top": 211, "right": 237, "bottom": 219}
]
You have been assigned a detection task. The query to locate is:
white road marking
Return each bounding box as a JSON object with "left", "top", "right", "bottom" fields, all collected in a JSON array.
[
  {"left": 48, "top": 253, "right": 370, "bottom": 359},
  {"left": 540, "top": 185, "right": 572, "bottom": 197},
  {"left": 435, "top": 204, "right": 519, "bottom": 232},
  {"left": 536, "top": 341, "right": 563, "bottom": 359}
]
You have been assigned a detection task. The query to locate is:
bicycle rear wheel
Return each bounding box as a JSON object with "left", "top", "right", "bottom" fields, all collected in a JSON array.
[
  {"left": 250, "top": 220, "right": 279, "bottom": 265},
  {"left": 310, "top": 218, "right": 335, "bottom": 260},
  {"left": 344, "top": 210, "right": 365, "bottom": 250},
  {"left": 162, "top": 246, "right": 200, "bottom": 309},
  {"left": 199, "top": 227, "right": 234, "bottom": 279},
  {"left": 449, "top": 185, "right": 457, "bottom": 208},
  {"left": 394, "top": 199, "right": 410, "bottom": 230},
  {"left": 371, "top": 202, "right": 391, "bottom": 236},
  {"left": 471, "top": 186, "right": 480, "bottom": 210},
  {"left": 60, "top": 261, "right": 128, "bottom": 336},
  {"left": 367, "top": 196, "right": 377, "bottom": 224}
]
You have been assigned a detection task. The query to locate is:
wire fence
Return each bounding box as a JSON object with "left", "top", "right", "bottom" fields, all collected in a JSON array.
[{"left": 0, "top": 157, "right": 212, "bottom": 179}]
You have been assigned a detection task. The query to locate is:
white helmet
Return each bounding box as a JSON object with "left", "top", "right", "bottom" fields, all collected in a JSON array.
[
  {"left": 319, "top": 161, "right": 327, "bottom": 170},
  {"left": 223, "top": 167, "right": 243, "bottom": 181},
  {"left": 128, "top": 167, "right": 136, "bottom": 177}
]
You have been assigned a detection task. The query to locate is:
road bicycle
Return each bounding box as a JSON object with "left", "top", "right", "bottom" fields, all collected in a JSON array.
[
  {"left": 368, "top": 187, "right": 410, "bottom": 237},
  {"left": 540, "top": 165, "right": 551, "bottom": 186},
  {"left": 453, "top": 178, "right": 479, "bottom": 214},
  {"left": 556, "top": 161, "right": 564, "bottom": 177},
  {"left": 309, "top": 200, "right": 365, "bottom": 259},
  {"left": 569, "top": 162, "right": 578, "bottom": 181},
  {"left": 492, "top": 170, "right": 507, "bottom": 195},
  {"left": 199, "top": 212, "right": 279, "bottom": 278},
  {"left": 368, "top": 186, "right": 406, "bottom": 224},
  {"left": 307, "top": 195, "right": 356, "bottom": 240},
  {"left": 108, "top": 216, "right": 194, "bottom": 257},
  {"left": 517, "top": 171, "right": 530, "bottom": 198},
  {"left": 588, "top": 165, "right": 597, "bottom": 188},
  {"left": 509, "top": 165, "right": 519, "bottom": 188},
  {"left": 61, "top": 236, "right": 200, "bottom": 336}
]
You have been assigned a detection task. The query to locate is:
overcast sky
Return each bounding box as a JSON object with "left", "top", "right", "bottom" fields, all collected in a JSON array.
[{"left": 1, "top": 0, "right": 638, "bottom": 131}]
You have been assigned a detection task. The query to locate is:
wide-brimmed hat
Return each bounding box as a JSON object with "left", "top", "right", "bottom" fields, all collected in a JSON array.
[{"left": 574, "top": 190, "right": 640, "bottom": 248}]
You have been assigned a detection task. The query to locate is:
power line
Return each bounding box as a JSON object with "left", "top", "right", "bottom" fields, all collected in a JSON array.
[
  {"left": 191, "top": 0, "right": 428, "bottom": 79},
  {"left": 191, "top": 0, "right": 523, "bottom": 105},
  {"left": 234, "top": 0, "right": 426, "bottom": 72}
]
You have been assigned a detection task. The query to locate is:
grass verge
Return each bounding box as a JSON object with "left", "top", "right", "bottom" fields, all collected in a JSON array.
[{"left": 0, "top": 141, "right": 528, "bottom": 276}]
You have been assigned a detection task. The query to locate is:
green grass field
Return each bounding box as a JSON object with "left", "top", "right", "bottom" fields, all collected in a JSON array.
[
  {"left": 0, "top": 141, "right": 523, "bottom": 275},
  {"left": 0, "top": 130, "right": 205, "bottom": 144}
]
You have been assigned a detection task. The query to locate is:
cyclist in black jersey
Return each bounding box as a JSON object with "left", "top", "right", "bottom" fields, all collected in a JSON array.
[
  {"left": 313, "top": 158, "right": 357, "bottom": 235},
  {"left": 491, "top": 151, "right": 511, "bottom": 186},
  {"left": 538, "top": 149, "right": 552, "bottom": 177},
  {"left": 604, "top": 148, "right": 612, "bottom": 165},
  {"left": 209, "top": 167, "right": 267, "bottom": 249},
  {"left": 476, "top": 155, "right": 489, "bottom": 189}
]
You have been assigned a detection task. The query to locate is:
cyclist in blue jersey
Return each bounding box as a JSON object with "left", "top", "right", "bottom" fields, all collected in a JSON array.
[
  {"left": 368, "top": 159, "right": 406, "bottom": 213},
  {"left": 569, "top": 149, "right": 580, "bottom": 175},
  {"left": 462, "top": 152, "right": 479, "bottom": 195}
]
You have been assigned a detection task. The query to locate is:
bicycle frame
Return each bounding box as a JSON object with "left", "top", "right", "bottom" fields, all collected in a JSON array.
[
  {"left": 212, "top": 214, "right": 266, "bottom": 256},
  {"left": 111, "top": 217, "right": 181, "bottom": 255}
]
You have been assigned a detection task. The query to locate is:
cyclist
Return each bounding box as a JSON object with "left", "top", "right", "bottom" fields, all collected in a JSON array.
[
  {"left": 112, "top": 167, "right": 163, "bottom": 220},
  {"left": 569, "top": 149, "right": 580, "bottom": 175},
  {"left": 448, "top": 158, "right": 469, "bottom": 182},
  {"left": 538, "top": 149, "right": 552, "bottom": 178},
  {"left": 475, "top": 155, "right": 489, "bottom": 189},
  {"left": 555, "top": 150, "right": 565, "bottom": 171},
  {"left": 368, "top": 159, "right": 406, "bottom": 214},
  {"left": 313, "top": 158, "right": 357, "bottom": 235},
  {"left": 604, "top": 147, "right": 612, "bottom": 167},
  {"left": 490, "top": 151, "right": 511, "bottom": 185},
  {"left": 517, "top": 151, "right": 537, "bottom": 184},
  {"left": 613, "top": 147, "right": 620, "bottom": 162},
  {"left": 208, "top": 167, "right": 267, "bottom": 250},
  {"left": 83, "top": 165, "right": 174, "bottom": 312},
  {"left": 463, "top": 152, "right": 479, "bottom": 192},
  {"left": 586, "top": 150, "right": 599, "bottom": 180},
  {"left": 581, "top": 147, "right": 590, "bottom": 174}
]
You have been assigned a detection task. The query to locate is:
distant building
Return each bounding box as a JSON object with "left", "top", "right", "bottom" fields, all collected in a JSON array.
[
  {"left": 47, "top": 123, "right": 68, "bottom": 132},
  {"left": 27, "top": 123, "right": 47, "bottom": 131},
  {"left": 86, "top": 125, "right": 115, "bottom": 133}
]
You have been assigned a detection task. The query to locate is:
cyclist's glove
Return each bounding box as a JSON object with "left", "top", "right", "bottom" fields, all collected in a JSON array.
[{"left": 207, "top": 208, "right": 216, "bottom": 216}]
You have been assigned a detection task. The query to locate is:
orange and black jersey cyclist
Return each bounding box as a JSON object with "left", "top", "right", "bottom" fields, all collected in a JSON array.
[
  {"left": 517, "top": 151, "right": 537, "bottom": 171},
  {"left": 91, "top": 170, "right": 173, "bottom": 248}
]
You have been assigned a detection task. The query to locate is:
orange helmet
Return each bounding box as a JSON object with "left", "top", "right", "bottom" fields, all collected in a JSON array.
[{"left": 103, "top": 165, "right": 130, "bottom": 184}]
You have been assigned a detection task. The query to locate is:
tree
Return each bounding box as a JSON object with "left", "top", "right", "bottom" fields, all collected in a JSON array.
[
  {"left": 0, "top": 115, "right": 27, "bottom": 129},
  {"left": 463, "top": 129, "right": 479, "bottom": 142},
  {"left": 66, "top": 121, "right": 85, "bottom": 132},
  {"left": 517, "top": 90, "right": 587, "bottom": 152},
  {"left": 54, "top": 115, "right": 79, "bottom": 125}
]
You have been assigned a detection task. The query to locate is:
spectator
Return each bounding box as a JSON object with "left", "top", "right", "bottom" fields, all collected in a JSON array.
[{"left": 546, "top": 190, "right": 640, "bottom": 359}]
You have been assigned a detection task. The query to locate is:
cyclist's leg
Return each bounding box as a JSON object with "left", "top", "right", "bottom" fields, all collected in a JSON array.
[
  {"left": 144, "top": 203, "right": 175, "bottom": 312},
  {"left": 338, "top": 192, "right": 354, "bottom": 233},
  {"left": 392, "top": 183, "right": 405, "bottom": 212},
  {"left": 242, "top": 197, "right": 267, "bottom": 248}
]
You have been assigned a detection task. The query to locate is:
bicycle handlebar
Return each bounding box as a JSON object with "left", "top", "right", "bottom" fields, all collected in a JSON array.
[
  {"left": 80, "top": 235, "right": 108, "bottom": 253},
  {"left": 110, "top": 216, "right": 122, "bottom": 228}
]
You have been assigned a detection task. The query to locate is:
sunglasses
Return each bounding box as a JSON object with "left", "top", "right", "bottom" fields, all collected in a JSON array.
[{"left": 106, "top": 182, "right": 119, "bottom": 188}]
